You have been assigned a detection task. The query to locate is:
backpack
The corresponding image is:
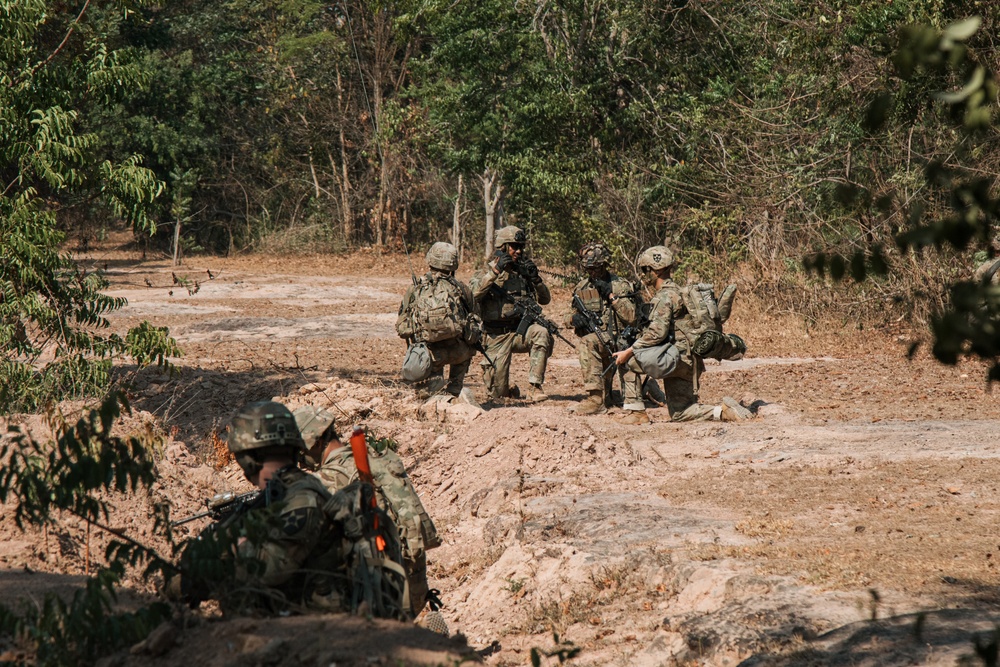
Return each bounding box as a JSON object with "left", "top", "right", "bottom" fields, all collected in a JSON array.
[
  {"left": 678, "top": 283, "right": 723, "bottom": 338},
  {"left": 317, "top": 480, "right": 412, "bottom": 620},
  {"left": 410, "top": 275, "right": 468, "bottom": 344},
  {"left": 678, "top": 283, "right": 746, "bottom": 361},
  {"left": 315, "top": 446, "right": 441, "bottom": 613}
]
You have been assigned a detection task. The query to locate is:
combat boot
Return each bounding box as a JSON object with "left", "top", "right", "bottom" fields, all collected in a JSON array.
[
  {"left": 524, "top": 383, "right": 549, "bottom": 403},
  {"left": 619, "top": 410, "right": 650, "bottom": 425},
  {"left": 720, "top": 397, "right": 753, "bottom": 422},
  {"left": 572, "top": 390, "right": 606, "bottom": 415}
]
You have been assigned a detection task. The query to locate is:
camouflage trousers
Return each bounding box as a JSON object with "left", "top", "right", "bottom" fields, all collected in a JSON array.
[
  {"left": 628, "top": 355, "right": 717, "bottom": 421},
  {"left": 426, "top": 339, "right": 474, "bottom": 395},
  {"left": 578, "top": 332, "right": 643, "bottom": 410},
  {"left": 480, "top": 323, "right": 553, "bottom": 400}
]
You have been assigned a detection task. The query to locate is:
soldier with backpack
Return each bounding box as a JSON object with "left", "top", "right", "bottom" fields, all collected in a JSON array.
[
  {"left": 610, "top": 246, "right": 752, "bottom": 423},
  {"left": 396, "top": 242, "right": 480, "bottom": 399},
  {"left": 292, "top": 406, "right": 441, "bottom": 618},
  {"left": 469, "top": 226, "right": 553, "bottom": 403},
  {"left": 566, "top": 242, "right": 644, "bottom": 415},
  {"left": 167, "top": 401, "right": 410, "bottom": 619}
]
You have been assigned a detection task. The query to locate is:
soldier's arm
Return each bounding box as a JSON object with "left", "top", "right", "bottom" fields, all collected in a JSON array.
[
  {"left": 236, "top": 497, "right": 325, "bottom": 587},
  {"left": 469, "top": 265, "right": 499, "bottom": 300},
  {"left": 632, "top": 296, "right": 673, "bottom": 349}
]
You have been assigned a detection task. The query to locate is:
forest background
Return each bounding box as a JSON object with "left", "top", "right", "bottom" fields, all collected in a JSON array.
[{"left": 2, "top": 0, "right": 999, "bottom": 408}]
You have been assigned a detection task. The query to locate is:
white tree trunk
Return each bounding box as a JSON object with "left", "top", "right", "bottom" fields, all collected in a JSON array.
[{"left": 481, "top": 168, "right": 503, "bottom": 258}]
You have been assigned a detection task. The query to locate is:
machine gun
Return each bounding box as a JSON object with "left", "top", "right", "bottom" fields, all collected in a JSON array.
[
  {"left": 489, "top": 285, "right": 576, "bottom": 349},
  {"left": 171, "top": 489, "right": 263, "bottom": 527}
]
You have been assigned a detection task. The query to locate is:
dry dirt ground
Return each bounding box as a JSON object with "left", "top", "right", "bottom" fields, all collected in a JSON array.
[{"left": 4, "top": 239, "right": 1000, "bottom": 666}]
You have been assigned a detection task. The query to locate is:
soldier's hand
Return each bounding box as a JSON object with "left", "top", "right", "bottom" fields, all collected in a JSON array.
[
  {"left": 494, "top": 251, "right": 518, "bottom": 275},
  {"left": 570, "top": 313, "right": 588, "bottom": 329},
  {"left": 611, "top": 348, "right": 633, "bottom": 366},
  {"left": 593, "top": 279, "right": 613, "bottom": 301},
  {"left": 520, "top": 258, "right": 542, "bottom": 284}
]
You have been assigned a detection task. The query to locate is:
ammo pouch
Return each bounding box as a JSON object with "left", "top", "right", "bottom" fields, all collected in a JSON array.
[
  {"left": 401, "top": 342, "right": 433, "bottom": 381},
  {"left": 632, "top": 341, "right": 681, "bottom": 379},
  {"left": 692, "top": 330, "right": 747, "bottom": 361}
]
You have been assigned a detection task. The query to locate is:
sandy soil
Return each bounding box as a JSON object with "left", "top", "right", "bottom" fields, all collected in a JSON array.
[{"left": 3, "top": 237, "right": 1000, "bottom": 666}]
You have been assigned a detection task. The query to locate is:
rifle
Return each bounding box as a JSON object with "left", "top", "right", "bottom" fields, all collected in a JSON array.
[
  {"left": 571, "top": 293, "right": 616, "bottom": 357},
  {"left": 488, "top": 284, "right": 576, "bottom": 349},
  {"left": 171, "top": 489, "right": 263, "bottom": 527}
]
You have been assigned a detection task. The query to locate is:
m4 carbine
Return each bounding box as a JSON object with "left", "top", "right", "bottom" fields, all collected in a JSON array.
[
  {"left": 571, "top": 292, "right": 616, "bottom": 356},
  {"left": 489, "top": 285, "right": 576, "bottom": 349},
  {"left": 171, "top": 489, "right": 263, "bottom": 527}
]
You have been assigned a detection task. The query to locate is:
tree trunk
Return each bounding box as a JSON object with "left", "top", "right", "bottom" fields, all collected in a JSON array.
[
  {"left": 334, "top": 65, "right": 353, "bottom": 242},
  {"left": 453, "top": 174, "right": 463, "bottom": 262},
  {"left": 482, "top": 168, "right": 503, "bottom": 258}
]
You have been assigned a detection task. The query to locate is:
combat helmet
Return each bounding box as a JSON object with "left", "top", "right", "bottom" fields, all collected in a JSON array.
[
  {"left": 292, "top": 405, "right": 338, "bottom": 451},
  {"left": 229, "top": 401, "right": 306, "bottom": 479},
  {"left": 494, "top": 226, "right": 526, "bottom": 247},
  {"left": 637, "top": 246, "right": 675, "bottom": 272},
  {"left": 426, "top": 242, "right": 459, "bottom": 272},
  {"left": 579, "top": 242, "right": 610, "bottom": 268}
]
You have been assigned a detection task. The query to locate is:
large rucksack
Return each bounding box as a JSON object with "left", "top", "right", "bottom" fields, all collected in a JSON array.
[
  {"left": 316, "top": 445, "right": 441, "bottom": 614},
  {"left": 678, "top": 283, "right": 746, "bottom": 361},
  {"left": 318, "top": 479, "right": 412, "bottom": 620},
  {"left": 409, "top": 275, "right": 468, "bottom": 344}
]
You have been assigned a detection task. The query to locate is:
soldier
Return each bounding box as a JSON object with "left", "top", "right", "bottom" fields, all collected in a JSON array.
[
  {"left": 396, "top": 242, "right": 478, "bottom": 399},
  {"left": 293, "top": 406, "right": 441, "bottom": 617},
  {"left": 168, "top": 401, "right": 408, "bottom": 618},
  {"left": 611, "top": 247, "right": 752, "bottom": 423},
  {"left": 567, "top": 242, "right": 643, "bottom": 415},
  {"left": 469, "top": 226, "right": 553, "bottom": 403}
]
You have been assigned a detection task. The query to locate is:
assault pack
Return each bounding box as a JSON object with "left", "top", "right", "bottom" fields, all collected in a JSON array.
[
  {"left": 677, "top": 283, "right": 746, "bottom": 361},
  {"left": 405, "top": 274, "right": 469, "bottom": 344},
  {"left": 316, "top": 443, "right": 441, "bottom": 614}
]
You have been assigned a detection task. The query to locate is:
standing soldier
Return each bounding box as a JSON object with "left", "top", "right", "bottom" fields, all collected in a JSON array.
[
  {"left": 567, "top": 242, "right": 643, "bottom": 416},
  {"left": 469, "top": 226, "right": 552, "bottom": 403},
  {"left": 396, "top": 242, "right": 478, "bottom": 399},
  {"left": 611, "top": 246, "right": 752, "bottom": 423}
]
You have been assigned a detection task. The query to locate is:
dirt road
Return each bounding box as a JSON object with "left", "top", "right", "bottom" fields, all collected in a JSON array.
[{"left": 4, "top": 246, "right": 1000, "bottom": 666}]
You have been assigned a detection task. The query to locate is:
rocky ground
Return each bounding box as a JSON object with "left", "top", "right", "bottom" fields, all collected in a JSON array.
[{"left": 3, "top": 238, "right": 1000, "bottom": 666}]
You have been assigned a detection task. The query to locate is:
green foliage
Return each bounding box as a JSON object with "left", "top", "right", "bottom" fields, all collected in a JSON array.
[
  {"left": 0, "top": 0, "right": 180, "bottom": 411},
  {"left": 807, "top": 15, "right": 1000, "bottom": 377},
  {"left": 0, "top": 392, "right": 174, "bottom": 666}
]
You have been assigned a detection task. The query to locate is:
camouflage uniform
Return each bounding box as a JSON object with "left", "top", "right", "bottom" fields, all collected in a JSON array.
[
  {"left": 624, "top": 246, "right": 751, "bottom": 423},
  {"left": 630, "top": 279, "right": 718, "bottom": 421},
  {"left": 396, "top": 242, "right": 475, "bottom": 396},
  {"left": 233, "top": 466, "right": 348, "bottom": 610},
  {"left": 314, "top": 445, "right": 439, "bottom": 615},
  {"left": 469, "top": 227, "right": 553, "bottom": 401},
  {"left": 569, "top": 272, "right": 643, "bottom": 412}
]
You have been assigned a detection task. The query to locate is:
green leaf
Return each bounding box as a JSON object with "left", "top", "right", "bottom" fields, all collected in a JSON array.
[{"left": 942, "top": 16, "right": 981, "bottom": 42}]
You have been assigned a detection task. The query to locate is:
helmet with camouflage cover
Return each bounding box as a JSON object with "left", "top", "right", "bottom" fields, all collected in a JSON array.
[
  {"left": 637, "top": 246, "right": 675, "bottom": 272},
  {"left": 579, "top": 242, "right": 610, "bottom": 268},
  {"left": 229, "top": 401, "right": 306, "bottom": 454},
  {"left": 292, "top": 405, "right": 338, "bottom": 451},
  {"left": 494, "top": 226, "right": 526, "bottom": 247},
  {"left": 426, "top": 242, "right": 459, "bottom": 272}
]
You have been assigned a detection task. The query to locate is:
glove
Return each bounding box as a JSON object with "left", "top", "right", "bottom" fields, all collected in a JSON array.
[
  {"left": 494, "top": 251, "right": 518, "bottom": 275},
  {"left": 520, "top": 258, "right": 542, "bottom": 284},
  {"left": 593, "top": 279, "right": 613, "bottom": 301},
  {"left": 570, "top": 313, "right": 588, "bottom": 329}
]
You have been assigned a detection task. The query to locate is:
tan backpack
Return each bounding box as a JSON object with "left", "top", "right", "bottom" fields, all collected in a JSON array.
[{"left": 410, "top": 275, "right": 468, "bottom": 343}]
